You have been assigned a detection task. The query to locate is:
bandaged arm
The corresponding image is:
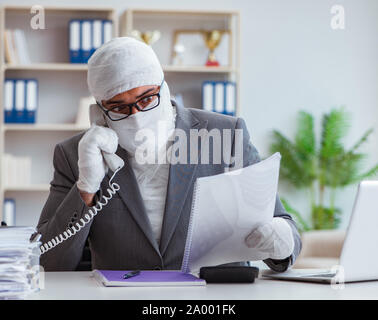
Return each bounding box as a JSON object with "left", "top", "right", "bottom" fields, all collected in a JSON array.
[
  {"left": 233, "top": 118, "right": 302, "bottom": 272},
  {"left": 36, "top": 142, "right": 101, "bottom": 271}
]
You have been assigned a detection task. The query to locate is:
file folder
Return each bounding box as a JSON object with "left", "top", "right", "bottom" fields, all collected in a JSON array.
[
  {"left": 202, "top": 81, "right": 214, "bottom": 112},
  {"left": 4, "top": 79, "right": 14, "bottom": 123},
  {"left": 92, "top": 19, "right": 102, "bottom": 55},
  {"left": 214, "top": 82, "right": 224, "bottom": 114},
  {"left": 103, "top": 20, "right": 112, "bottom": 44},
  {"left": 93, "top": 270, "right": 206, "bottom": 287},
  {"left": 14, "top": 79, "right": 25, "bottom": 123},
  {"left": 225, "top": 82, "right": 236, "bottom": 116},
  {"left": 81, "top": 20, "right": 92, "bottom": 63},
  {"left": 25, "top": 79, "right": 38, "bottom": 123},
  {"left": 3, "top": 199, "right": 16, "bottom": 226},
  {"left": 69, "top": 20, "right": 81, "bottom": 63}
]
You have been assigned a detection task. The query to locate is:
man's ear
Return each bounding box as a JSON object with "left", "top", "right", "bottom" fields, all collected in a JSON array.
[{"left": 89, "top": 104, "right": 106, "bottom": 126}]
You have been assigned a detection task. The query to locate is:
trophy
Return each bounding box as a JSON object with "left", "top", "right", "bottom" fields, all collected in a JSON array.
[
  {"left": 131, "top": 30, "right": 161, "bottom": 46},
  {"left": 202, "top": 30, "right": 224, "bottom": 66}
]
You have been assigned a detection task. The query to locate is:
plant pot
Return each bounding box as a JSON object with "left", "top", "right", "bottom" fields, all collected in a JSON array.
[{"left": 293, "top": 229, "right": 346, "bottom": 269}]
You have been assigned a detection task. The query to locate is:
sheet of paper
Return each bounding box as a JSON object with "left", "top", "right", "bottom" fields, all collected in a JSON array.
[{"left": 182, "top": 152, "right": 281, "bottom": 273}]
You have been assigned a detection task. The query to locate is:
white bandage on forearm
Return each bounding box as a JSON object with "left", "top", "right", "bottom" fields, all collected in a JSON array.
[
  {"left": 77, "top": 125, "right": 119, "bottom": 193},
  {"left": 245, "top": 217, "right": 295, "bottom": 260}
]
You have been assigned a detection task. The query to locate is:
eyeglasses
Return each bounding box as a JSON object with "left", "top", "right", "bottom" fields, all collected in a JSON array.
[{"left": 97, "top": 79, "right": 164, "bottom": 121}]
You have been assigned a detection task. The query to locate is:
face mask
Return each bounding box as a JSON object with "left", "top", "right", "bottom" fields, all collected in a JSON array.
[{"left": 105, "top": 81, "right": 175, "bottom": 158}]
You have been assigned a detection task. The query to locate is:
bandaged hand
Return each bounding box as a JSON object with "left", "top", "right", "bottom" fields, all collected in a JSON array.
[
  {"left": 245, "top": 217, "right": 294, "bottom": 260},
  {"left": 77, "top": 125, "right": 119, "bottom": 194}
]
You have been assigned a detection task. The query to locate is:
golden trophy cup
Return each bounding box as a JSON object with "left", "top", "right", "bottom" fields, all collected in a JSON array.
[
  {"left": 202, "top": 30, "right": 224, "bottom": 66},
  {"left": 131, "top": 30, "right": 161, "bottom": 46}
]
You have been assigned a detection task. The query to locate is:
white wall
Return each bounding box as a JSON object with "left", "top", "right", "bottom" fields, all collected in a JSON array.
[{"left": 3, "top": 0, "right": 378, "bottom": 229}]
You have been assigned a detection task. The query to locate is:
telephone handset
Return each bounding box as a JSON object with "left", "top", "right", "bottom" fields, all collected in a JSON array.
[
  {"left": 38, "top": 104, "right": 124, "bottom": 255},
  {"left": 89, "top": 103, "right": 125, "bottom": 172}
]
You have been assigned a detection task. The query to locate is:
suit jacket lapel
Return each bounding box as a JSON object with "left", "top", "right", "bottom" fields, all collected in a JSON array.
[
  {"left": 104, "top": 146, "right": 161, "bottom": 256},
  {"left": 159, "top": 102, "right": 208, "bottom": 256}
]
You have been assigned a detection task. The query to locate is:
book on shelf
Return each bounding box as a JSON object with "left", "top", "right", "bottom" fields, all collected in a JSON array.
[
  {"left": 2, "top": 199, "right": 16, "bottom": 226},
  {"left": 3, "top": 29, "right": 31, "bottom": 65},
  {"left": 202, "top": 81, "right": 236, "bottom": 116},
  {"left": 69, "top": 19, "right": 113, "bottom": 64},
  {"left": 2, "top": 154, "right": 32, "bottom": 188}
]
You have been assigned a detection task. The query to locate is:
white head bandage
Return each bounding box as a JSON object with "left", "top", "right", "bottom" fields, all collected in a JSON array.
[{"left": 87, "top": 37, "right": 164, "bottom": 103}]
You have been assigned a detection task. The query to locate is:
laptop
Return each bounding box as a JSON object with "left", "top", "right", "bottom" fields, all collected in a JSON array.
[{"left": 262, "top": 180, "right": 378, "bottom": 283}]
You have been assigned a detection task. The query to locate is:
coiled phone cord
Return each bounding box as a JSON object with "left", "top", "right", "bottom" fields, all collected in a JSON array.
[{"left": 39, "top": 168, "right": 122, "bottom": 255}]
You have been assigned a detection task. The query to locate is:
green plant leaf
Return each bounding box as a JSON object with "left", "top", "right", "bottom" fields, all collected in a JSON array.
[
  {"left": 270, "top": 130, "right": 316, "bottom": 188},
  {"left": 295, "top": 111, "right": 316, "bottom": 156},
  {"left": 280, "top": 197, "right": 311, "bottom": 232},
  {"left": 349, "top": 128, "right": 374, "bottom": 153},
  {"left": 320, "top": 107, "right": 350, "bottom": 159}
]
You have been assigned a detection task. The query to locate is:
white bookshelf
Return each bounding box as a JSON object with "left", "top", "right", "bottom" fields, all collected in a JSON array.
[
  {"left": 0, "top": 6, "right": 240, "bottom": 226},
  {"left": 0, "top": 5, "right": 118, "bottom": 225},
  {"left": 2, "top": 124, "right": 89, "bottom": 132},
  {"left": 120, "top": 8, "right": 240, "bottom": 112},
  {"left": 4, "top": 184, "right": 50, "bottom": 192},
  {"left": 3, "top": 63, "right": 236, "bottom": 73}
]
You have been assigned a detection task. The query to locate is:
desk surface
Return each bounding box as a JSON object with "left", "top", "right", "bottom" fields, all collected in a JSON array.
[{"left": 27, "top": 271, "right": 378, "bottom": 300}]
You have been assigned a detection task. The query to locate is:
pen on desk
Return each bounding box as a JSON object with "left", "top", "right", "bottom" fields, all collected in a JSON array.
[{"left": 123, "top": 270, "right": 140, "bottom": 279}]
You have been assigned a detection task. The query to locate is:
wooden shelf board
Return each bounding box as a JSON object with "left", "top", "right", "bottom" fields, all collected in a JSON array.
[
  {"left": 4, "top": 184, "right": 50, "bottom": 192},
  {"left": 3, "top": 124, "right": 89, "bottom": 131},
  {"left": 3, "top": 5, "right": 115, "bottom": 13},
  {"left": 4, "top": 63, "right": 88, "bottom": 71},
  {"left": 163, "top": 65, "right": 236, "bottom": 73},
  {"left": 128, "top": 8, "right": 239, "bottom": 16},
  {"left": 4, "top": 63, "right": 237, "bottom": 73}
]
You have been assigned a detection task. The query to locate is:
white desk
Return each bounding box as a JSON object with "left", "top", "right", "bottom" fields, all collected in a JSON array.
[{"left": 27, "top": 271, "right": 378, "bottom": 300}]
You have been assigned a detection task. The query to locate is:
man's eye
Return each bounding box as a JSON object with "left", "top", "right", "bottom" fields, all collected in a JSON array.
[
  {"left": 110, "top": 105, "right": 124, "bottom": 112},
  {"left": 139, "top": 96, "right": 154, "bottom": 107}
]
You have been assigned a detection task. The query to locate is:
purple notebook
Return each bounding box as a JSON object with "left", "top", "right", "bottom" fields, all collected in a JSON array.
[{"left": 92, "top": 269, "right": 206, "bottom": 287}]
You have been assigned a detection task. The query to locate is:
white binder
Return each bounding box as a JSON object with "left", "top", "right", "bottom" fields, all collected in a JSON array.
[
  {"left": 4, "top": 80, "right": 14, "bottom": 121},
  {"left": 14, "top": 80, "right": 25, "bottom": 122},
  {"left": 25, "top": 79, "right": 38, "bottom": 123},
  {"left": 3, "top": 199, "right": 16, "bottom": 226},
  {"left": 92, "top": 19, "right": 103, "bottom": 50},
  {"left": 214, "top": 82, "right": 224, "bottom": 113},
  {"left": 225, "top": 82, "right": 236, "bottom": 115},
  {"left": 69, "top": 20, "right": 80, "bottom": 63},
  {"left": 103, "top": 20, "right": 112, "bottom": 44},
  {"left": 81, "top": 20, "right": 92, "bottom": 62},
  {"left": 202, "top": 82, "right": 214, "bottom": 112}
]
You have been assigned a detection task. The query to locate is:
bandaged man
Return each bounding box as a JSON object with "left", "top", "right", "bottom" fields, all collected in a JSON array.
[{"left": 36, "top": 37, "right": 301, "bottom": 272}]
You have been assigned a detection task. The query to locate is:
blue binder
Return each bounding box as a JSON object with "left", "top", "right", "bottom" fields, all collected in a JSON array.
[
  {"left": 102, "top": 20, "right": 113, "bottom": 44},
  {"left": 14, "top": 79, "right": 26, "bottom": 123},
  {"left": 24, "top": 79, "right": 38, "bottom": 123},
  {"left": 4, "top": 79, "right": 15, "bottom": 123},
  {"left": 224, "top": 81, "right": 236, "bottom": 116},
  {"left": 202, "top": 81, "right": 236, "bottom": 116},
  {"left": 202, "top": 81, "right": 214, "bottom": 112},
  {"left": 81, "top": 20, "right": 92, "bottom": 63},
  {"left": 3, "top": 198, "right": 16, "bottom": 226},
  {"left": 91, "top": 19, "right": 102, "bottom": 57},
  {"left": 69, "top": 20, "right": 81, "bottom": 63}
]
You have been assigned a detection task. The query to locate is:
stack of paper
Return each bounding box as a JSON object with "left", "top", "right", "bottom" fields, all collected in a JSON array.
[
  {"left": 0, "top": 227, "right": 41, "bottom": 299},
  {"left": 2, "top": 154, "right": 32, "bottom": 187}
]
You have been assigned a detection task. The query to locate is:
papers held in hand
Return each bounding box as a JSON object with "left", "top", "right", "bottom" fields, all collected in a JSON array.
[{"left": 182, "top": 153, "right": 281, "bottom": 273}]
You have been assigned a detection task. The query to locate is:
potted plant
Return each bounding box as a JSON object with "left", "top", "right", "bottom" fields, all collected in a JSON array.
[{"left": 270, "top": 107, "right": 378, "bottom": 232}]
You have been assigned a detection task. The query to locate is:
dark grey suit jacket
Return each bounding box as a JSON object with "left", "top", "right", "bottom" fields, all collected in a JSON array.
[{"left": 37, "top": 102, "right": 301, "bottom": 271}]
